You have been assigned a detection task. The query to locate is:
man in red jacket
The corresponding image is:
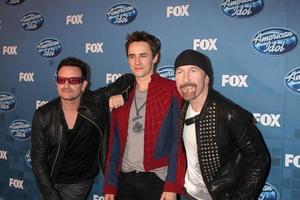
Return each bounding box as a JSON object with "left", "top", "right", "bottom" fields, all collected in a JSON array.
[{"left": 103, "top": 31, "right": 185, "bottom": 200}]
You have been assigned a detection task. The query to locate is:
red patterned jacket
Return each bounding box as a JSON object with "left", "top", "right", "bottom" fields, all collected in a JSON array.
[{"left": 103, "top": 73, "right": 186, "bottom": 195}]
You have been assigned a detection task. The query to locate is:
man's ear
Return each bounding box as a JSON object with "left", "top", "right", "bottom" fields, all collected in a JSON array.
[
  {"left": 82, "top": 80, "right": 88, "bottom": 92},
  {"left": 153, "top": 53, "right": 159, "bottom": 64}
]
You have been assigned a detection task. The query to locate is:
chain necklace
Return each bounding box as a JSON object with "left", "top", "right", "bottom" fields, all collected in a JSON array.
[{"left": 132, "top": 94, "right": 146, "bottom": 133}]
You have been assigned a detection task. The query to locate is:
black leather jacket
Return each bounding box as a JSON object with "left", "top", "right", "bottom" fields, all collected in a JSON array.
[
  {"left": 179, "top": 89, "right": 270, "bottom": 200},
  {"left": 31, "top": 74, "right": 134, "bottom": 200}
]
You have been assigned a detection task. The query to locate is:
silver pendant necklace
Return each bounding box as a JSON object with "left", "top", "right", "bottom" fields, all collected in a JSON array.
[{"left": 132, "top": 95, "right": 146, "bottom": 133}]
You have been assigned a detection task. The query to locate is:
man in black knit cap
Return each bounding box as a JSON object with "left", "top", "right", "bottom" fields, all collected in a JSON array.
[{"left": 174, "top": 49, "right": 270, "bottom": 200}]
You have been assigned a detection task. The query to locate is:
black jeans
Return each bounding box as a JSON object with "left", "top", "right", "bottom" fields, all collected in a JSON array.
[
  {"left": 183, "top": 187, "right": 198, "bottom": 200},
  {"left": 116, "top": 171, "right": 164, "bottom": 200},
  {"left": 52, "top": 179, "right": 93, "bottom": 200}
]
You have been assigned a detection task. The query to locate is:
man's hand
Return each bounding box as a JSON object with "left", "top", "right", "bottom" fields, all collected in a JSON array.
[
  {"left": 160, "top": 192, "right": 177, "bottom": 200},
  {"left": 104, "top": 194, "right": 115, "bottom": 200},
  {"left": 109, "top": 95, "right": 124, "bottom": 111}
]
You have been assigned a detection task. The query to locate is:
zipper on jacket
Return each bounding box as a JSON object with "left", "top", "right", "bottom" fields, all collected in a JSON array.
[
  {"left": 50, "top": 125, "right": 63, "bottom": 177},
  {"left": 78, "top": 112, "right": 104, "bottom": 174}
]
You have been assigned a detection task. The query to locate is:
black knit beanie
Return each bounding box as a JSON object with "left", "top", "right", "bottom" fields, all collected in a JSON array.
[{"left": 174, "top": 49, "right": 213, "bottom": 86}]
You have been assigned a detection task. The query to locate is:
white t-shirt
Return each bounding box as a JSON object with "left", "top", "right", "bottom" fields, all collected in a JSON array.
[{"left": 183, "top": 104, "right": 212, "bottom": 200}]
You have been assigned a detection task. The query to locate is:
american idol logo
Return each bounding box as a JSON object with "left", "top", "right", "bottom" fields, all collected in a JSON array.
[
  {"left": 107, "top": 4, "right": 137, "bottom": 25},
  {"left": 4, "top": 0, "right": 25, "bottom": 5},
  {"left": 285, "top": 67, "right": 300, "bottom": 94},
  {"left": 25, "top": 150, "right": 32, "bottom": 168},
  {"left": 20, "top": 12, "right": 44, "bottom": 31},
  {"left": 0, "top": 92, "right": 16, "bottom": 112},
  {"left": 37, "top": 38, "right": 62, "bottom": 58},
  {"left": 9, "top": 119, "right": 31, "bottom": 141},
  {"left": 252, "top": 28, "right": 298, "bottom": 55},
  {"left": 221, "top": 0, "right": 263, "bottom": 18},
  {"left": 258, "top": 182, "right": 279, "bottom": 200},
  {"left": 157, "top": 65, "right": 175, "bottom": 80}
]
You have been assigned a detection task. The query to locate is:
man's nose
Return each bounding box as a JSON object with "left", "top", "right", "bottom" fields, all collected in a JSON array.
[
  {"left": 183, "top": 72, "right": 189, "bottom": 83},
  {"left": 63, "top": 80, "right": 71, "bottom": 87},
  {"left": 135, "top": 57, "right": 141, "bottom": 65}
]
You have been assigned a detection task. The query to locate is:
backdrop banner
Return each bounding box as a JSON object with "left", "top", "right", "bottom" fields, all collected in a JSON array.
[{"left": 0, "top": 0, "right": 299, "bottom": 199}]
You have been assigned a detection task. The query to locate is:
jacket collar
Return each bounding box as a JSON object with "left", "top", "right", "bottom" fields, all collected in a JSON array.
[
  {"left": 181, "top": 88, "right": 216, "bottom": 122},
  {"left": 133, "top": 72, "right": 160, "bottom": 87}
]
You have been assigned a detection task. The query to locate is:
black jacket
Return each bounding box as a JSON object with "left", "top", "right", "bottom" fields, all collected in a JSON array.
[
  {"left": 179, "top": 89, "right": 270, "bottom": 200},
  {"left": 31, "top": 74, "right": 134, "bottom": 200}
]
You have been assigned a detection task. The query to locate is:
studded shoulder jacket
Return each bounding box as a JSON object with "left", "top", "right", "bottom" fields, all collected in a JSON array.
[{"left": 179, "top": 89, "right": 270, "bottom": 200}]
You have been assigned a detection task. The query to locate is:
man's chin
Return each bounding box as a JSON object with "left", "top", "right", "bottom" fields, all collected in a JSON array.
[
  {"left": 181, "top": 93, "right": 196, "bottom": 101},
  {"left": 60, "top": 96, "right": 77, "bottom": 101}
]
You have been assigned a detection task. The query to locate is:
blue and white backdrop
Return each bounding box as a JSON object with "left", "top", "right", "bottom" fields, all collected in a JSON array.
[{"left": 0, "top": 0, "right": 299, "bottom": 199}]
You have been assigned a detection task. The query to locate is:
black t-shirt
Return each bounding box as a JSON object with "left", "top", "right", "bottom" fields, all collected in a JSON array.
[{"left": 56, "top": 114, "right": 101, "bottom": 184}]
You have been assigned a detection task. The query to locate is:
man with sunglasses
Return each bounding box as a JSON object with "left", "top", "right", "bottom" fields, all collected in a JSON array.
[{"left": 31, "top": 57, "right": 134, "bottom": 200}]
